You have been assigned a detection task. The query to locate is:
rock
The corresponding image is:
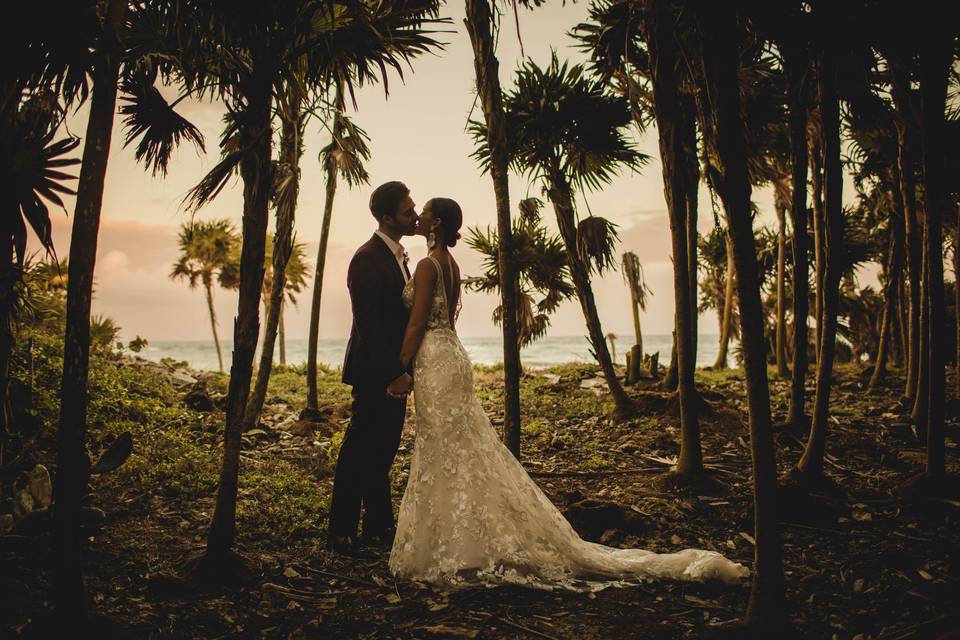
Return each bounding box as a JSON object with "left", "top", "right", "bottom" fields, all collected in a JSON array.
[
  {"left": 0, "top": 514, "right": 14, "bottom": 534},
  {"left": 13, "top": 489, "right": 34, "bottom": 519},
  {"left": 184, "top": 386, "right": 216, "bottom": 412},
  {"left": 169, "top": 371, "right": 199, "bottom": 387},
  {"left": 79, "top": 506, "right": 106, "bottom": 531},
  {"left": 27, "top": 465, "right": 52, "bottom": 509}
]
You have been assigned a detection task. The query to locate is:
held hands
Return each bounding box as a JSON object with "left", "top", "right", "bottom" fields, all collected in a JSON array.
[{"left": 386, "top": 372, "right": 413, "bottom": 399}]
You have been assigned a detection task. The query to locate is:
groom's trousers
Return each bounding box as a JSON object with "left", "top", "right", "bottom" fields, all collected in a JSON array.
[{"left": 327, "top": 385, "right": 406, "bottom": 538}]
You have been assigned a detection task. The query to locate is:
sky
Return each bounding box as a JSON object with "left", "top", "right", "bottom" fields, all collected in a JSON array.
[{"left": 37, "top": 2, "right": 869, "bottom": 345}]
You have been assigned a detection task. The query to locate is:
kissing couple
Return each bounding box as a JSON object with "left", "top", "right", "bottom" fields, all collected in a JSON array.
[{"left": 326, "top": 180, "right": 748, "bottom": 591}]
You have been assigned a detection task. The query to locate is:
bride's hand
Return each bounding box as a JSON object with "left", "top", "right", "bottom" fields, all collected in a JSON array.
[{"left": 386, "top": 372, "right": 413, "bottom": 398}]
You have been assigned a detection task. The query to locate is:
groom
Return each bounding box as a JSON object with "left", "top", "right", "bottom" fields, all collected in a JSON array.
[{"left": 327, "top": 181, "right": 418, "bottom": 556}]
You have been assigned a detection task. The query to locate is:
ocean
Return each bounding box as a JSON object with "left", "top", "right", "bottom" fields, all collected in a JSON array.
[{"left": 138, "top": 334, "right": 726, "bottom": 372}]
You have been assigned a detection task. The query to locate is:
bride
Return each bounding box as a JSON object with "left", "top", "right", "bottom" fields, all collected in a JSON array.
[{"left": 388, "top": 197, "right": 747, "bottom": 591}]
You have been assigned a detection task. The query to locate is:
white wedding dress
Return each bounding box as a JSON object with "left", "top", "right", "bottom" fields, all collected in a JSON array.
[{"left": 388, "top": 256, "right": 748, "bottom": 591}]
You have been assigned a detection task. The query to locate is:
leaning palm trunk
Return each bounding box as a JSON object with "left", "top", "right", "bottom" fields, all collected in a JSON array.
[
  {"left": 244, "top": 98, "right": 301, "bottom": 432},
  {"left": 204, "top": 277, "right": 224, "bottom": 373},
  {"left": 713, "top": 235, "right": 735, "bottom": 370},
  {"left": 695, "top": 2, "right": 785, "bottom": 628},
  {"left": 278, "top": 302, "right": 286, "bottom": 366},
  {"left": 52, "top": 0, "right": 126, "bottom": 625},
  {"left": 645, "top": 0, "right": 701, "bottom": 474},
  {"left": 794, "top": 43, "right": 844, "bottom": 486},
  {"left": 774, "top": 182, "right": 789, "bottom": 379},
  {"left": 547, "top": 174, "right": 634, "bottom": 417},
  {"left": 911, "top": 245, "right": 929, "bottom": 427},
  {"left": 465, "top": 0, "right": 524, "bottom": 456},
  {"left": 917, "top": 30, "right": 949, "bottom": 477},
  {"left": 682, "top": 95, "right": 700, "bottom": 376},
  {"left": 305, "top": 123, "right": 339, "bottom": 412},
  {"left": 204, "top": 70, "right": 273, "bottom": 562},
  {"left": 785, "top": 51, "right": 810, "bottom": 427},
  {"left": 809, "top": 123, "right": 825, "bottom": 365}
]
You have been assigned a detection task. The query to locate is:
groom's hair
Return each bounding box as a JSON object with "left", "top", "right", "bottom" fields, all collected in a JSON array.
[{"left": 369, "top": 181, "right": 410, "bottom": 221}]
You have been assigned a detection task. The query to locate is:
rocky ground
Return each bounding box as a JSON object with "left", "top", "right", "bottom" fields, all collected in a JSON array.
[{"left": 1, "top": 347, "right": 959, "bottom": 639}]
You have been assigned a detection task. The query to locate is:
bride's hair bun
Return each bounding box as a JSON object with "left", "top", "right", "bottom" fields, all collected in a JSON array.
[{"left": 427, "top": 197, "right": 463, "bottom": 248}]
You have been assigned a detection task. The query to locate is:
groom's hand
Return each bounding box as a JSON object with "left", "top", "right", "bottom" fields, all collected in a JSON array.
[{"left": 386, "top": 373, "right": 413, "bottom": 398}]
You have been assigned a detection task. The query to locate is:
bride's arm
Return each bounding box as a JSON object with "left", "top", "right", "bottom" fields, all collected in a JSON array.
[{"left": 400, "top": 258, "right": 439, "bottom": 369}]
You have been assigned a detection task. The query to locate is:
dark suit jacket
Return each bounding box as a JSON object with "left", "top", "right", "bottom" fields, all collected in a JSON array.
[{"left": 341, "top": 233, "right": 410, "bottom": 389}]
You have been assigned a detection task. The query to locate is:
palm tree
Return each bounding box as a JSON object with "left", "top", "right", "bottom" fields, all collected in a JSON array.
[
  {"left": 698, "top": 226, "right": 739, "bottom": 370},
  {"left": 0, "top": 90, "right": 79, "bottom": 473},
  {"left": 641, "top": 0, "right": 702, "bottom": 475},
  {"left": 170, "top": 219, "right": 240, "bottom": 373},
  {"left": 621, "top": 251, "right": 652, "bottom": 383},
  {"left": 175, "top": 1, "right": 445, "bottom": 577},
  {"left": 464, "top": 0, "right": 525, "bottom": 458},
  {"left": 464, "top": 198, "right": 576, "bottom": 352},
  {"left": 474, "top": 54, "right": 647, "bottom": 419},
  {"left": 694, "top": 1, "right": 786, "bottom": 629},
  {"left": 305, "top": 91, "right": 370, "bottom": 413},
  {"left": 243, "top": 233, "right": 309, "bottom": 431}
]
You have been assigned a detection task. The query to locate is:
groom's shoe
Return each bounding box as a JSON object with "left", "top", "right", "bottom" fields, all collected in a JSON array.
[
  {"left": 361, "top": 527, "right": 396, "bottom": 550},
  {"left": 325, "top": 534, "right": 369, "bottom": 558}
]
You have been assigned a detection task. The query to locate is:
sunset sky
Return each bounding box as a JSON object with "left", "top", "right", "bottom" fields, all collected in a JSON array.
[{"left": 38, "top": 2, "right": 866, "bottom": 345}]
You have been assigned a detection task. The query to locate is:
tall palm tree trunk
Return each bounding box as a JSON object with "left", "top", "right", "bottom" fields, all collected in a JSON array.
[
  {"left": 0, "top": 233, "right": 14, "bottom": 474},
  {"left": 912, "top": 244, "right": 929, "bottom": 427},
  {"left": 786, "top": 53, "right": 809, "bottom": 427},
  {"left": 714, "top": 234, "right": 735, "bottom": 370},
  {"left": 305, "top": 124, "right": 339, "bottom": 412},
  {"left": 244, "top": 97, "right": 301, "bottom": 432},
  {"left": 869, "top": 187, "right": 904, "bottom": 389},
  {"left": 204, "top": 69, "right": 273, "bottom": 561},
  {"left": 774, "top": 182, "right": 789, "bottom": 379},
  {"left": 917, "top": 30, "right": 949, "bottom": 478},
  {"left": 465, "top": 0, "right": 523, "bottom": 456},
  {"left": 809, "top": 123, "right": 825, "bottom": 364},
  {"left": 204, "top": 277, "right": 224, "bottom": 373},
  {"left": 278, "top": 302, "right": 286, "bottom": 366},
  {"left": 696, "top": 2, "right": 785, "bottom": 628},
  {"left": 646, "top": 0, "right": 701, "bottom": 474},
  {"left": 682, "top": 95, "right": 700, "bottom": 374},
  {"left": 548, "top": 175, "right": 634, "bottom": 417},
  {"left": 795, "top": 44, "right": 843, "bottom": 485},
  {"left": 52, "top": 0, "right": 126, "bottom": 625}
]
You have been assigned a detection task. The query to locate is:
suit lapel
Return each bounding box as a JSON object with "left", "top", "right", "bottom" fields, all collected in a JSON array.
[{"left": 370, "top": 233, "right": 406, "bottom": 290}]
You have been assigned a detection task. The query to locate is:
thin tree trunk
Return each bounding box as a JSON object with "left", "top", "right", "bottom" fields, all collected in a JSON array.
[
  {"left": 548, "top": 174, "right": 635, "bottom": 417},
  {"left": 809, "top": 123, "right": 825, "bottom": 365},
  {"left": 695, "top": 2, "right": 785, "bottom": 628},
  {"left": 279, "top": 301, "right": 286, "bottom": 366},
  {"left": 244, "top": 96, "right": 301, "bottom": 432},
  {"left": 465, "top": 0, "right": 524, "bottom": 455},
  {"left": 786, "top": 52, "right": 809, "bottom": 427},
  {"left": 955, "top": 230, "right": 960, "bottom": 398},
  {"left": 52, "top": 0, "right": 126, "bottom": 625},
  {"left": 646, "top": 0, "right": 701, "bottom": 474},
  {"left": 682, "top": 95, "right": 700, "bottom": 375},
  {"left": 205, "top": 279, "right": 224, "bottom": 373},
  {"left": 774, "top": 181, "right": 789, "bottom": 379},
  {"left": 305, "top": 122, "right": 339, "bottom": 412},
  {"left": 0, "top": 232, "right": 13, "bottom": 478},
  {"left": 795, "top": 41, "right": 843, "bottom": 485},
  {"left": 869, "top": 186, "right": 904, "bottom": 389},
  {"left": 918, "top": 30, "right": 949, "bottom": 477},
  {"left": 890, "top": 62, "right": 922, "bottom": 402},
  {"left": 204, "top": 69, "right": 273, "bottom": 560},
  {"left": 912, "top": 242, "right": 929, "bottom": 427},
  {"left": 714, "top": 234, "right": 735, "bottom": 370}
]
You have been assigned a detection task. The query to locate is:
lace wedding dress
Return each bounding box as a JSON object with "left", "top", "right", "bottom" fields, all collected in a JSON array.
[{"left": 388, "top": 256, "right": 748, "bottom": 591}]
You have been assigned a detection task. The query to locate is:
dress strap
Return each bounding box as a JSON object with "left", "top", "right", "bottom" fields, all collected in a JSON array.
[{"left": 426, "top": 255, "right": 447, "bottom": 307}]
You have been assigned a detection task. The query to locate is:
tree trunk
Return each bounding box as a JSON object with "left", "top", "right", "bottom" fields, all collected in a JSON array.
[
  {"left": 465, "top": 0, "right": 524, "bottom": 455},
  {"left": 912, "top": 243, "right": 929, "bottom": 427},
  {"left": 695, "top": 2, "right": 786, "bottom": 629},
  {"left": 795, "top": 41, "right": 843, "bottom": 486},
  {"left": 956, "top": 227, "right": 960, "bottom": 399},
  {"left": 890, "top": 62, "right": 922, "bottom": 402},
  {"left": 869, "top": 185, "right": 904, "bottom": 389},
  {"left": 785, "top": 52, "right": 809, "bottom": 427},
  {"left": 645, "top": 0, "right": 701, "bottom": 474},
  {"left": 714, "top": 234, "right": 735, "bottom": 370},
  {"left": 204, "top": 278, "right": 224, "bottom": 373},
  {"left": 918, "top": 29, "right": 949, "bottom": 477},
  {"left": 52, "top": 0, "right": 126, "bottom": 625},
  {"left": 205, "top": 69, "right": 273, "bottom": 560},
  {"left": 682, "top": 95, "right": 700, "bottom": 374},
  {"left": 278, "top": 301, "right": 286, "bottom": 366},
  {"left": 0, "top": 232, "right": 13, "bottom": 477},
  {"left": 809, "top": 122, "right": 825, "bottom": 365},
  {"left": 244, "top": 96, "right": 300, "bottom": 432},
  {"left": 547, "top": 174, "right": 635, "bottom": 417},
  {"left": 305, "top": 124, "right": 339, "bottom": 412},
  {"left": 774, "top": 181, "right": 790, "bottom": 379}
]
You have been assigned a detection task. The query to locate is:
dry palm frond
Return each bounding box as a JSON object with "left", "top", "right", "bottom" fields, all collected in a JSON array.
[
  {"left": 621, "top": 251, "right": 652, "bottom": 310},
  {"left": 576, "top": 216, "right": 619, "bottom": 275}
]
